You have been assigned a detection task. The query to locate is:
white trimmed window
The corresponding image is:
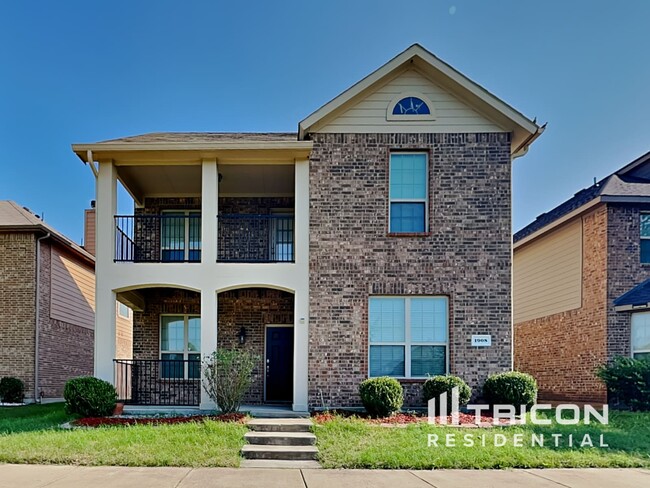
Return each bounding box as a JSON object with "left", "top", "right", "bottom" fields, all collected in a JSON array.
[
  {"left": 389, "top": 153, "right": 428, "bottom": 233},
  {"left": 118, "top": 302, "right": 131, "bottom": 319},
  {"left": 632, "top": 312, "right": 650, "bottom": 360},
  {"left": 368, "top": 296, "right": 448, "bottom": 378},
  {"left": 160, "top": 315, "right": 201, "bottom": 379}
]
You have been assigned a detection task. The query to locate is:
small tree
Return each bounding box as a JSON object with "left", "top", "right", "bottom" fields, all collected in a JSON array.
[{"left": 203, "top": 348, "right": 259, "bottom": 413}]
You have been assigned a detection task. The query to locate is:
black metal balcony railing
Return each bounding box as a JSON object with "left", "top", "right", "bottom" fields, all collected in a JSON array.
[
  {"left": 114, "top": 215, "right": 201, "bottom": 263},
  {"left": 218, "top": 214, "right": 295, "bottom": 263},
  {"left": 114, "top": 359, "right": 200, "bottom": 406}
]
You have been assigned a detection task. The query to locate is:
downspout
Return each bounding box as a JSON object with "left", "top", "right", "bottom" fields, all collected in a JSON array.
[{"left": 35, "top": 232, "right": 51, "bottom": 402}]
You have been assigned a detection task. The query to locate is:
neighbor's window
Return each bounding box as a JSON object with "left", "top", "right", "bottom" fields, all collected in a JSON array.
[
  {"left": 161, "top": 211, "right": 201, "bottom": 262},
  {"left": 389, "top": 153, "right": 428, "bottom": 233},
  {"left": 118, "top": 302, "right": 131, "bottom": 319},
  {"left": 632, "top": 312, "right": 650, "bottom": 360},
  {"left": 641, "top": 213, "right": 650, "bottom": 264},
  {"left": 160, "top": 315, "right": 201, "bottom": 379},
  {"left": 368, "top": 296, "right": 448, "bottom": 378}
]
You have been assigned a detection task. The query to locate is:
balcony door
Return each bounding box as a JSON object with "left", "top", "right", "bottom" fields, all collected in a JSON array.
[
  {"left": 161, "top": 211, "right": 201, "bottom": 262},
  {"left": 270, "top": 209, "right": 294, "bottom": 262}
]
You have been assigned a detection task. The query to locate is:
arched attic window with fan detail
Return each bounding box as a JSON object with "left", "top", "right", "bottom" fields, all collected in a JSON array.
[{"left": 386, "top": 92, "right": 436, "bottom": 121}]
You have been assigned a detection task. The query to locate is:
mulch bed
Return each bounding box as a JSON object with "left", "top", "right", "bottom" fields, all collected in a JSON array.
[
  {"left": 312, "top": 410, "right": 510, "bottom": 427},
  {"left": 73, "top": 412, "right": 246, "bottom": 428}
]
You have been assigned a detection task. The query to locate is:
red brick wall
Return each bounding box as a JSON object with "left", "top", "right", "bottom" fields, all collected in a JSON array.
[
  {"left": 514, "top": 206, "right": 608, "bottom": 403},
  {"left": 308, "top": 133, "right": 514, "bottom": 408},
  {"left": 217, "top": 289, "right": 294, "bottom": 404},
  {"left": 0, "top": 232, "right": 36, "bottom": 399},
  {"left": 606, "top": 204, "right": 650, "bottom": 359}
]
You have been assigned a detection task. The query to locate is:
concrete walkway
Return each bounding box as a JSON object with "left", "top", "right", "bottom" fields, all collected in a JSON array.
[{"left": 1, "top": 465, "right": 648, "bottom": 488}]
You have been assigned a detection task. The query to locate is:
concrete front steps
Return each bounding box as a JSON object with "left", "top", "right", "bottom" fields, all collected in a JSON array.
[{"left": 240, "top": 418, "right": 320, "bottom": 469}]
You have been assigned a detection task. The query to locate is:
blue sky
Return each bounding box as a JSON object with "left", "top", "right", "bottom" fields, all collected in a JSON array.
[{"left": 1, "top": 1, "right": 649, "bottom": 243}]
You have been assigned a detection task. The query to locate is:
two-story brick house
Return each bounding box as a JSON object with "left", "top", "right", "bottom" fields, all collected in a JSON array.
[
  {"left": 0, "top": 201, "right": 132, "bottom": 402},
  {"left": 514, "top": 151, "right": 650, "bottom": 404},
  {"left": 73, "top": 44, "right": 543, "bottom": 411}
]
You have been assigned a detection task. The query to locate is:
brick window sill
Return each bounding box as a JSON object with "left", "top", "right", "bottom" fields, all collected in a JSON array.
[
  {"left": 397, "top": 378, "right": 427, "bottom": 384},
  {"left": 387, "top": 232, "right": 431, "bottom": 238}
]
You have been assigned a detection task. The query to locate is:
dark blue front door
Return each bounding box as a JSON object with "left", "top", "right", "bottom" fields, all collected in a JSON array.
[{"left": 265, "top": 327, "right": 293, "bottom": 402}]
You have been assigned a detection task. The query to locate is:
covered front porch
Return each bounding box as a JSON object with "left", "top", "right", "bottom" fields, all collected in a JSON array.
[{"left": 110, "top": 286, "right": 306, "bottom": 411}]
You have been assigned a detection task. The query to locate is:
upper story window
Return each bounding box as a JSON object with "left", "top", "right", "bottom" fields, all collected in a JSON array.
[
  {"left": 387, "top": 92, "right": 436, "bottom": 121},
  {"left": 161, "top": 211, "right": 201, "bottom": 262},
  {"left": 368, "top": 296, "right": 448, "bottom": 378},
  {"left": 641, "top": 213, "right": 650, "bottom": 263},
  {"left": 389, "top": 152, "right": 428, "bottom": 233},
  {"left": 631, "top": 312, "right": 650, "bottom": 360}
]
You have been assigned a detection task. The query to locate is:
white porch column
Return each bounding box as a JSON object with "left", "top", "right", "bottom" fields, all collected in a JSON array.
[
  {"left": 201, "top": 158, "right": 218, "bottom": 264},
  {"left": 293, "top": 158, "right": 310, "bottom": 411},
  {"left": 200, "top": 159, "right": 219, "bottom": 410},
  {"left": 94, "top": 160, "right": 117, "bottom": 382},
  {"left": 200, "top": 289, "right": 218, "bottom": 410}
]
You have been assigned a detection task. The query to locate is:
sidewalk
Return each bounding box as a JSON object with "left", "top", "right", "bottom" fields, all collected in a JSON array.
[{"left": 1, "top": 465, "right": 648, "bottom": 488}]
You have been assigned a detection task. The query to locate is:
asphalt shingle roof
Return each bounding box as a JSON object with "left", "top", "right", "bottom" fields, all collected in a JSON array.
[{"left": 613, "top": 278, "right": 650, "bottom": 307}]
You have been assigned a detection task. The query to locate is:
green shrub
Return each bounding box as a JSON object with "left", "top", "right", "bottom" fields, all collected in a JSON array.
[
  {"left": 63, "top": 377, "right": 117, "bottom": 417},
  {"left": 597, "top": 356, "right": 650, "bottom": 411},
  {"left": 203, "top": 348, "right": 260, "bottom": 413},
  {"left": 0, "top": 377, "right": 25, "bottom": 403},
  {"left": 359, "top": 377, "right": 403, "bottom": 418},
  {"left": 422, "top": 375, "right": 471, "bottom": 414},
  {"left": 483, "top": 371, "right": 537, "bottom": 409}
]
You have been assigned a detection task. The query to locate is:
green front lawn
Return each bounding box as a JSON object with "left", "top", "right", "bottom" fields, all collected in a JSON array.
[
  {"left": 315, "top": 411, "right": 650, "bottom": 469},
  {"left": 0, "top": 403, "right": 247, "bottom": 467}
]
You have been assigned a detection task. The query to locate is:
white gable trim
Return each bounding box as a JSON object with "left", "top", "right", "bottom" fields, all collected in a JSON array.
[{"left": 298, "top": 44, "right": 543, "bottom": 156}]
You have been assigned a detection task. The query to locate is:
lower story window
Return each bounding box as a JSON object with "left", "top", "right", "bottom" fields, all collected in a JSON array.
[
  {"left": 160, "top": 315, "right": 201, "bottom": 379},
  {"left": 368, "top": 296, "right": 448, "bottom": 378},
  {"left": 632, "top": 312, "right": 650, "bottom": 360}
]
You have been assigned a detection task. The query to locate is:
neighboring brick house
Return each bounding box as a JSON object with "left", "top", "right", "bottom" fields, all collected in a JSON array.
[
  {"left": 72, "top": 44, "right": 543, "bottom": 411},
  {"left": 0, "top": 201, "right": 132, "bottom": 401},
  {"left": 514, "top": 151, "right": 650, "bottom": 404}
]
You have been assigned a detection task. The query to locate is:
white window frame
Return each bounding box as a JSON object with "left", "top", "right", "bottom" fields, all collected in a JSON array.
[
  {"left": 386, "top": 92, "right": 436, "bottom": 121},
  {"left": 117, "top": 302, "right": 131, "bottom": 319},
  {"left": 631, "top": 311, "right": 650, "bottom": 359},
  {"left": 368, "top": 296, "right": 449, "bottom": 379},
  {"left": 159, "top": 314, "right": 201, "bottom": 379},
  {"left": 388, "top": 152, "right": 429, "bottom": 234},
  {"left": 161, "top": 210, "right": 201, "bottom": 262},
  {"left": 641, "top": 213, "right": 650, "bottom": 264}
]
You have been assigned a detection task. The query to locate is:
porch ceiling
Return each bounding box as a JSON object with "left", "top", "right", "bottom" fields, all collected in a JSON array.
[{"left": 116, "top": 163, "right": 295, "bottom": 204}]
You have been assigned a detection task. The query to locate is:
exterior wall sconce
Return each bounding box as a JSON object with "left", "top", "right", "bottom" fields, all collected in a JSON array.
[{"left": 238, "top": 326, "right": 246, "bottom": 345}]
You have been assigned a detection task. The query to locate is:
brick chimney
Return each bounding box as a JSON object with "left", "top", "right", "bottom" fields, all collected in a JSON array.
[{"left": 83, "top": 201, "right": 96, "bottom": 256}]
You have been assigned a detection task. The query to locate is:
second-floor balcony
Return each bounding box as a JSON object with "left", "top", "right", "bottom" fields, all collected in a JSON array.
[{"left": 115, "top": 213, "right": 295, "bottom": 264}]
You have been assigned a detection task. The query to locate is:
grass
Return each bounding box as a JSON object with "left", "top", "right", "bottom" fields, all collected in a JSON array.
[
  {"left": 314, "top": 411, "right": 650, "bottom": 469},
  {"left": 0, "top": 403, "right": 247, "bottom": 467}
]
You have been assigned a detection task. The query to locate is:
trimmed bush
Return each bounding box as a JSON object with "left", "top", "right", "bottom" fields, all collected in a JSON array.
[
  {"left": 203, "top": 348, "right": 260, "bottom": 413},
  {"left": 0, "top": 377, "right": 25, "bottom": 403},
  {"left": 597, "top": 356, "right": 650, "bottom": 411},
  {"left": 483, "top": 371, "right": 537, "bottom": 409},
  {"left": 422, "top": 375, "right": 471, "bottom": 414},
  {"left": 359, "top": 376, "right": 403, "bottom": 418},
  {"left": 64, "top": 377, "right": 117, "bottom": 417}
]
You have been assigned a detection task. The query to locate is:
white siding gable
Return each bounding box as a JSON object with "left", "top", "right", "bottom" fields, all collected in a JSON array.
[{"left": 313, "top": 68, "right": 505, "bottom": 134}]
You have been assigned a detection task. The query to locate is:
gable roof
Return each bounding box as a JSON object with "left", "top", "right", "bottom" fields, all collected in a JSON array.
[
  {"left": 298, "top": 44, "right": 543, "bottom": 156},
  {"left": 514, "top": 151, "right": 650, "bottom": 244},
  {"left": 0, "top": 201, "right": 94, "bottom": 265}
]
